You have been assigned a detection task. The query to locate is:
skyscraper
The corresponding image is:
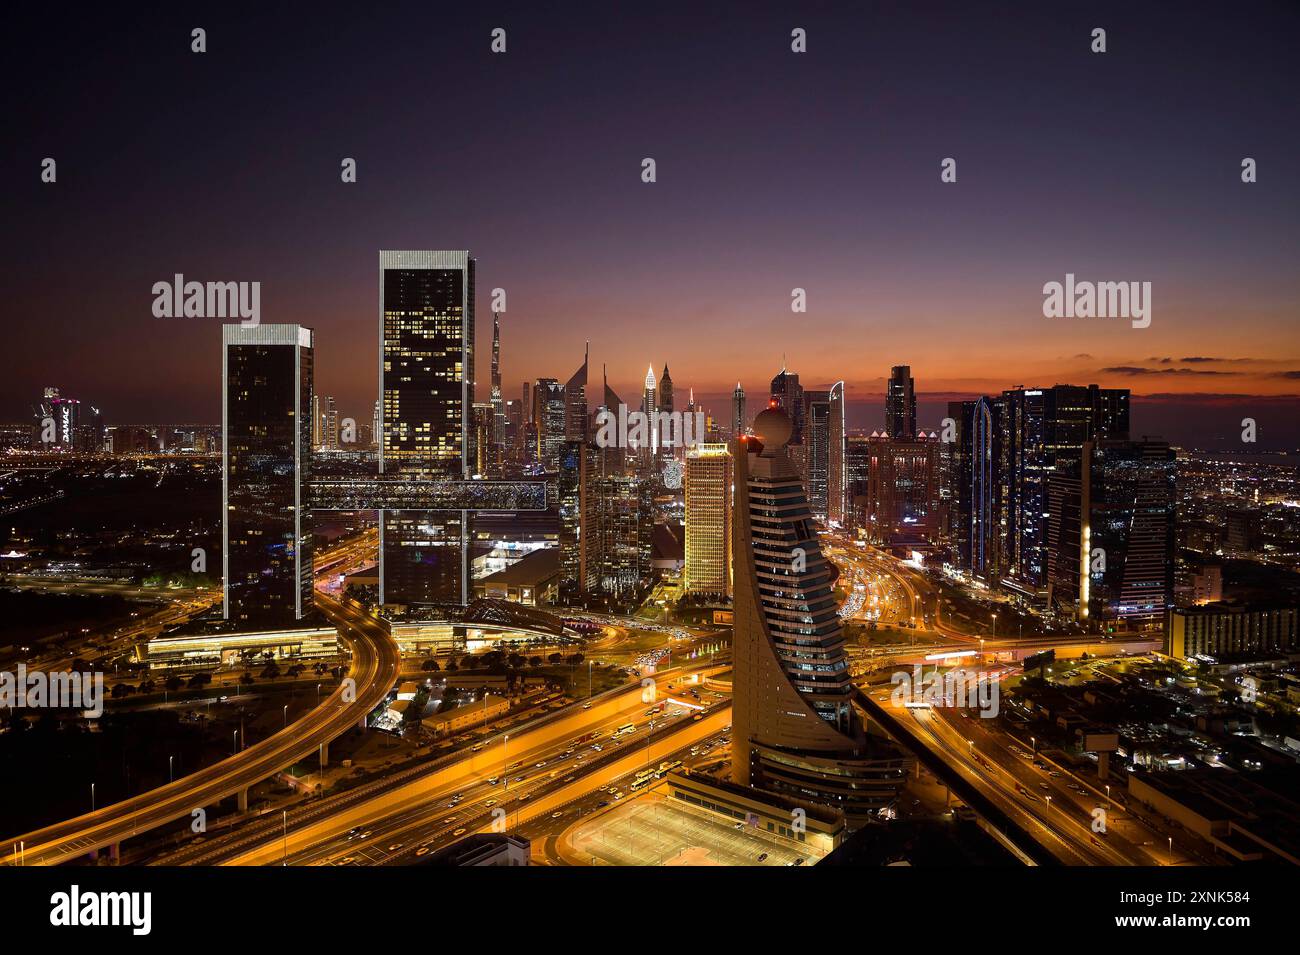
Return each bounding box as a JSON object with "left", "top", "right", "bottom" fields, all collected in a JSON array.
[
  {"left": 999, "top": 384, "right": 1130, "bottom": 595},
  {"left": 684, "top": 443, "right": 731, "bottom": 596},
  {"left": 580, "top": 444, "right": 652, "bottom": 600},
  {"left": 731, "top": 382, "right": 746, "bottom": 439},
  {"left": 490, "top": 312, "right": 507, "bottom": 445},
  {"left": 864, "top": 432, "right": 941, "bottom": 544},
  {"left": 534, "top": 378, "right": 565, "bottom": 471},
  {"left": 1047, "top": 439, "right": 1175, "bottom": 627},
  {"left": 640, "top": 365, "right": 657, "bottom": 466},
  {"left": 803, "top": 389, "right": 831, "bottom": 520},
  {"left": 885, "top": 365, "right": 916, "bottom": 438},
  {"left": 222, "top": 324, "right": 314, "bottom": 628},
  {"left": 828, "top": 381, "right": 846, "bottom": 525},
  {"left": 657, "top": 364, "right": 674, "bottom": 461},
  {"left": 769, "top": 365, "right": 804, "bottom": 444},
  {"left": 378, "top": 250, "right": 475, "bottom": 613},
  {"left": 951, "top": 396, "right": 1001, "bottom": 578},
  {"left": 565, "top": 344, "right": 589, "bottom": 443},
  {"left": 732, "top": 407, "right": 907, "bottom": 823}
]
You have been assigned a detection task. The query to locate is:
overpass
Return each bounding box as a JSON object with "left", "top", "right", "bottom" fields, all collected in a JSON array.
[{"left": 1, "top": 590, "right": 399, "bottom": 866}]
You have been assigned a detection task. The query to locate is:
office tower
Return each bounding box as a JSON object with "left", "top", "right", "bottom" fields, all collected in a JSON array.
[
  {"left": 1047, "top": 439, "right": 1175, "bottom": 627},
  {"left": 658, "top": 364, "right": 674, "bottom": 460},
  {"left": 684, "top": 444, "right": 732, "bottom": 596},
  {"left": 533, "top": 378, "right": 565, "bottom": 471},
  {"left": 951, "top": 397, "right": 1001, "bottom": 578},
  {"left": 827, "top": 381, "right": 846, "bottom": 525},
  {"left": 844, "top": 434, "right": 872, "bottom": 528},
  {"left": 1169, "top": 604, "right": 1299, "bottom": 659},
  {"left": 638, "top": 364, "right": 657, "bottom": 465},
  {"left": 731, "top": 382, "right": 746, "bottom": 439},
  {"left": 222, "top": 324, "right": 314, "bottom": 627},
  {"left": 769, "top": 365, "right": 804, "bottom": 444},
  {"left": 36, "top": 387, "right": 80, "bottom": 449},
  {"left": 885, "top": 365, "right": 916, "bottom": 439},
  {"left": 472, "top": 402, "right": 495, "bottom": 476},
  {"left": 731, "top": 408, "right": 906, "bottom": 823},
  {"left": 557, "top": 439, "right": 584, "bottom": 600},
  {"left": 999, "top": 385, "right": 1130, "bottom": 595},
  {"left": 311, "top": 394, "right": 323, "bottom": 448},
  {"left": 580, "top": 444, "right": 653, "bottom": 600},
  {"left": 565, "top": 344, "right": 589, "bottom": 442},
  {"left": 490, "top": 313, "right": 507, "bottom": 442},
  {"left": 322, "top": 395, "right": 340, "bottom": 449},
  {"left": 372, "top": 400, "right": 381, "bottom": 449},
  {"left": 379, "top": 250, "right": 475, "bottom": 613},
  {"left": 803, "top": 389, "right": 831, "bottom": 520},
  {"left": 864, "top": 432, "right": 941, "bottom": 544}
]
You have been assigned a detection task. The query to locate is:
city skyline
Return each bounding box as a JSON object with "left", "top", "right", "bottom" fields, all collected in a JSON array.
[{"left": 5, "top": 4, "right": 1298, "bottom": 448}]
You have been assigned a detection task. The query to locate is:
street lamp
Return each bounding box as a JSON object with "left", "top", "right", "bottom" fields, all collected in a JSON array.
[
  {"left": 169, "top": 755, "right": 174, "bottom": 783},
  {"left": 1168, "top": 836, "right": 1173, "bottom": 865},
  {"left": 91, "top": 782, "right": 95, "bottom": 812},
  {"left": 502, "top": 735, "right": 510, "bottom": 793},
  {"left": 283, "top": 704, "right": 289, "bottom": 728}
]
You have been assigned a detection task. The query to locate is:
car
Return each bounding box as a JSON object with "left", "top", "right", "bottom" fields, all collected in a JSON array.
[
  {"left": 551, "top": 811, "right": 564, "bottom": 818},
  {"left": 613, "top": 792, "right": 625, "bottom": 800},
  {"left": 340, "top": 856, "right": 357, "bottom": 865},
  {"left": 488, "top": 777, "right": 499, "bottom": 785},
  {"left": 442, "top": 816, "right": 456, "bottom": 824},
  {"left": 757, "top": 852, "right": 769, "bottom": 862},
  {"left": 596, "top": 801, "right": 609, "bottom": 808},
  {"left": 582, "top": 702, "right": 592, "bottom": 709},
  {"left": 1048, "top": 771, "right": 1062, "bottom": 778},
  {"left": 387, "top": 843, "right": 403, "bottom": 852},
  {"left": 415, "top": 846, "right": 431, "bottom": 856},
  {"left": 535, "top": 761, "right": 547, "bottom": 768},
  {"left": 1038, "top": 783, "right": 1049, "bottom": 791},
  {"left": 452, "top": 828, "right": 467, "bottom": 836},
  {"left": 734, "top": 822, "right": 745, "bottom": 830},
  {"left": 359, "top": 830, "right": 372, "bottom": 839},
  {"left": 484, "top": 799, "right": 497, "bottom": 807}
]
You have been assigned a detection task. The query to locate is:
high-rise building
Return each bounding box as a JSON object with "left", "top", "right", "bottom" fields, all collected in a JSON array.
[
  {"left": 222, "top": 324, "right": 314, "bottom": 627},
  {"left": 684, "top": 443, "right": 731, "bottom": 596},
  {"left": 950, "top": 396, "right": 1001, "bottom": 578},
  {"left": 1047, "top": 439, "right": 1175, "bottom": 627},
  {"left": 557, "top": 439, "right": 584, "bottom": 600},
  {"left": 827, "top": 381, "right": 846, "bottom": 525},
  {"left": 803, "top": 389, "right": 831, "bottom": 520},
  {"left": 580, "top": 444, "right": 653, "bottom": 600},
  {"left": 844, "top": 434, "right": 872, "bottom": 529},
  {"left": 658, "top": 364, "right": 674, "bottom": 461},
  {"left": 311, "top": 394, "right": 324, "bottom": 448},
  {"left": 639, "top": 365, "right": 657, "bottom": 466},
  {"left": 565, "top": 344, "right": 589, "bottom": 443},
  {"left": 885, "top": 365, "right": 916, "bottom": 439},
  {"left": 533, "top": 378, "right": 565, "bottom": 471},
  {"left": 732, "top": 408, "right": 908, "bottom": 824},
  {"left": 490, "top": 313, "right": 507, "bottom": 445},
  {"left": 999, "top": 385, "right": 1130, "bottom": 595},
  {"left": 864, "top": 432, "right": 941, "bottom": 544},
  {"left": 322, "top": 395, "right": 340, "bottom": 450},
  {"left": 379, "top": 250, "right": 475, "bottom": 613},
  {"left": 769, "top": 366, "right": 804, "bottom": 444},
  {"left": 731, "top": 382, "right": 746, "bottom": 439}
]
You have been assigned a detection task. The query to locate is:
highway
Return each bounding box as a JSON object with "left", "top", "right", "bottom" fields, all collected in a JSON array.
[
  {"left": 1, "top": 589, "right": 399, "bottom": 866},
  {"left": 208, "top": 667, "right": 731, "bottom": 865}
]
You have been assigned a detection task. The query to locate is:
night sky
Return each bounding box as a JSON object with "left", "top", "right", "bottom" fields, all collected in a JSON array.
[{"left": 5, "top": 1, "right": 1299, "bottom": 448}]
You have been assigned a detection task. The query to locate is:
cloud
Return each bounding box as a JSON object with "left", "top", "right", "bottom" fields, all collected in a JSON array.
[{"left": 1102, "top": 366, "right": 1237, "bottom": 377}]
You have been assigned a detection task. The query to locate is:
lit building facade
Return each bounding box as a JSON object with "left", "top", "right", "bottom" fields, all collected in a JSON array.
[
  {"left": 222, "top": 324, "right": 314, "bottom": 627},
  {"left": 379, "top": 250, "right": 475, "bottom": 614},
  {"left": 684, "top": 443, "right": 731, "bottom": 596}
]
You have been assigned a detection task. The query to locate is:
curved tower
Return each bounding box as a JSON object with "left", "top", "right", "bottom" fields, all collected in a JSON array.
[{"left": 731, "top": 407, "right": 907, "bottom": 823}]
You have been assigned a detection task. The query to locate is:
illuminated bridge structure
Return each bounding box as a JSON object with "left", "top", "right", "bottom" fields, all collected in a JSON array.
[{"left": 306, "top": 479, "right": 547, "bottom": 512}]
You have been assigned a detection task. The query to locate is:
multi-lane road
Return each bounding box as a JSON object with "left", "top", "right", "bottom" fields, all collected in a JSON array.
[{"left": 1, "top": 590, "right": 399, "bottom": 866}]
